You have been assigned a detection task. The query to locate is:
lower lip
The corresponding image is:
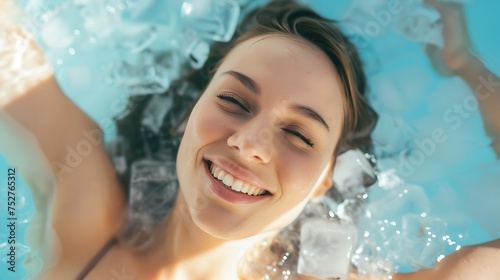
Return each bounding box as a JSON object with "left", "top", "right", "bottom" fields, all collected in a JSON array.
[{"left": 203, "top": 161, "right": 270, "bottom": 204}]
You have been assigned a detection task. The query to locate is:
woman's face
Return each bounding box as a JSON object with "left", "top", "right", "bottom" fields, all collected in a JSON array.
[{"left": 176, "top": 34, "right": 344, "bottom": 239}]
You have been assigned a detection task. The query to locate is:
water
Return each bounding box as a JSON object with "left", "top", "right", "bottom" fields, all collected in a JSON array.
[
  {"left": 0, "top": 158, "right": 33, "bottom": 280},
  {"left": 1, "top": 0, "right": 500, "bottom": 279}
]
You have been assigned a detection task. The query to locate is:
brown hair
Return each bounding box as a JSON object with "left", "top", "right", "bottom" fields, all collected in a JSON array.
[
  {"left": 114, "top": 0, "right": 377, "bottom": 251},
  {"left": 216, "top": 0, "right": 377, "bottom": 156}
]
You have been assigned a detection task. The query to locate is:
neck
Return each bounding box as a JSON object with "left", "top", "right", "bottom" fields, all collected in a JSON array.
[{"left": 157, "top": 192, "right": 277, "bottom": 279}]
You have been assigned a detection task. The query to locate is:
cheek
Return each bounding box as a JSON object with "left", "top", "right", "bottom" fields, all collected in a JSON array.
[
  {"left": 183, "top": 102, "right": 227, "bottom": 149},
  {"left": 279, "top": 152, "right": 326, "bottom": 197}
]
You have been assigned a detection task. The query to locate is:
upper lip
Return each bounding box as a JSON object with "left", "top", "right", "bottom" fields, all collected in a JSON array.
[{"left": 205, "top": 156, "right": 273, "bottom": 194}]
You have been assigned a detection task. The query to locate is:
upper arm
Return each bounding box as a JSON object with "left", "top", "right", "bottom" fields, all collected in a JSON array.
[{"left": 1, "top": 29, "right": 127, "bottom": 264}]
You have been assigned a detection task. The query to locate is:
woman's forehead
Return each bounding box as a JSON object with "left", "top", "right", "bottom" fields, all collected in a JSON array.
[
  {"left": 224, "top": 33, "right": 328, "bottom": 69},
  {"left": 213, "top": 34, "right": 345, "bottom": 139},
  {"left": 215, "top": 34, "right": 341, "bottom": 95}
]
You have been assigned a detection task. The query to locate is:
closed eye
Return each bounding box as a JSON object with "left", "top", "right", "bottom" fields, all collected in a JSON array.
[
  {"left": 282, "top": 127, "right": 314, "bottom": 147},
  {"left": 216, "top": 93, "right": 250, "bottom": 113}
]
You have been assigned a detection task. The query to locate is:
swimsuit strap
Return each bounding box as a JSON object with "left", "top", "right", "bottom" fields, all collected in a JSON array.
[{"left": 75, "top": 236, "right": 118, "bottom": 280}]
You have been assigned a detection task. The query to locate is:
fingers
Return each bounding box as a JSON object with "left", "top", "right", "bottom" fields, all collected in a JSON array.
[
  {"left": 424, "top": 0, "right": 465, "bottom": 17},
  {"left": 423, "top": 0, "right": 445, "bottom": 12}
]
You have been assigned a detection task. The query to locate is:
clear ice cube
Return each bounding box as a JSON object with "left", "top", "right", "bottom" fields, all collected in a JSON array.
[
  {"left": 105, "top": 51, "right": 175, "bottom": 95},
  {"left": 181, "top": 0, "right": 240, "bottom": 42},
  {"left": 176, "top": 28, "right": 210, "bottom": 69},
  {"left": 141, "top": 94, "right": 173, "bottom": 134},
  {"left": 332, "top": 149, "right": 377, "bottom": 198},
  {"left": 128, "top": 159, "right": 178, "bottom": 224},
  {"left": 401, "top": 214, "right": 446, "bottom": 269},
  {"left": 298, "top": 219, "right": 357, "bottom": 279},
  {"left": 392, "top": 0, "right": 444, "bottom": 47}
]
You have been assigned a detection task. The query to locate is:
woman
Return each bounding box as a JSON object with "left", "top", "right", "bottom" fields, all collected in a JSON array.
[
  {"left": 2, "top": 1, "right": 376, "bottom": 278},
  {"left": 0, "top": 1, "right": 498, "bottom": 280}
]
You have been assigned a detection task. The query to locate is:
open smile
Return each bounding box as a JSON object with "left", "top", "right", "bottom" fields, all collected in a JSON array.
[{"left": 204, "top": 160, "right": 272, "bottom": 204}]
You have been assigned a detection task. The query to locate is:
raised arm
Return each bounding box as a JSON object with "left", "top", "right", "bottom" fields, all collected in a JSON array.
[
  {"left": 424, "top": 0, "right": 500, "bottom": 157},
  {"left": 0, "top": 2, "right": 125, "bottom": 268},
  {"left": 0, "top": 2, "right": 78, "bottom": 176}
]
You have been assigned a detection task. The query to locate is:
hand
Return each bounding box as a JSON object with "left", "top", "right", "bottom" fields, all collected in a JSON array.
[
  {"left": 424, "top": 0, "right": 476, "bottom": 76},
  {"left": 0, "top": 1, "right": 52, "bottom": 107}
]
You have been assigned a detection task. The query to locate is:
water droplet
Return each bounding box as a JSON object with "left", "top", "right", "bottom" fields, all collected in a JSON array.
[
  {"left": 74, "top": 29, "right": 80, "bottom": 36},
  {"left": 56, "top": 59, "right": 63, "bottom": 65},
  {"left": 68, "top": 48, "right": 75, "bottom": 55}
]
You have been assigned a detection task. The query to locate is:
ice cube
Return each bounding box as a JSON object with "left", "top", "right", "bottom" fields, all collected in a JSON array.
[
  {"left": 298, "top": 219, "right": 357, "bottom": 279},
  {"left": 176, "top": 28, "right": 210, "bottom": 69},
  {"left": 335, "top": 195, "right": 369, "bottom": 224},
  {"left": 332, "top": 149, "right": 377, "bottom": 198},
  {"left": 141, "top": 94, "right": 173, "bottom": 134},
  {"left": 377, "top": 169, "right": 404, "bottom": 190},
  {"left": 105, "top": 54, "right": 173, "bottom": 95},
  {"left": 110, "top": 24, "right": 158, "bottom": 53},
  {"left": 400, "top": 214, "right": 446, "bottom": 269},
  {"left": 392, "top": 1, "right": 444, "bottom": 47},
  {"left": 181, "top": 0, "right": 240, "bottom": 42},
  {"left": 129, "top": 160, "right": 177, "bottom": 208},
  {"left": 372, "top": 114, "right": 416, "bottom": 158},
  {"left": 351, "top": 239, "right": 381, "bottom": 276},
  {"left": 366, "top": 183, "right": 431, "bottom": 220}
]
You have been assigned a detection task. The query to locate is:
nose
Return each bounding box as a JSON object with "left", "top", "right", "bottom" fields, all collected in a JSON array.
[{"left": 226, "top": 119, "right": 272, "bottom": 164}]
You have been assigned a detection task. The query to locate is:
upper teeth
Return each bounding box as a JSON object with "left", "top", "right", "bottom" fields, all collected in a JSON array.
[{"left": 209, "top": 163, "right": 266, "bottom": 196}]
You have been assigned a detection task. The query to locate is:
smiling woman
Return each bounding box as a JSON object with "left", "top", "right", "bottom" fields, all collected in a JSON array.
[
  {"left": 178, "top": 32, "right": 346, "bottom": 238},
  {"left": 2, "top": 0, "right": 500, "bottom": 279},
  {"left": 111, "top": 1, "right": 377, "bottom": 278}
]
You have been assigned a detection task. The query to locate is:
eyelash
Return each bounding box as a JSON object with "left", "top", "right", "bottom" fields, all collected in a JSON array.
[
  {"left": 216, "top": 93, "right": 315, "bottom": 148},
  {"left": 217, "top": 93, "right": 249, "bottom": 113},
  {"left": 282, "top": 127, "right": 314, "bottom": 147}
]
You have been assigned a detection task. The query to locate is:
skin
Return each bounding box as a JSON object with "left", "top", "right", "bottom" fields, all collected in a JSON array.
[
  {"left": 1, "top": 19, "right": 341, "bottom": 278},
  {"left": 424, "top": 0, "right": 500, "bottom": 157},
  {"left": 176, "top": 34, "right": 343, "bottom": 237},
  {"left": 1, "top": 2, "right": 499, "bottom": 279},
  {"left": 168, "top": 34, "right": 343, "bottom": 278}
]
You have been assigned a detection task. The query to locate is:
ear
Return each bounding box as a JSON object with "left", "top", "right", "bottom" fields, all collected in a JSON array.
[{"left": 311, "top": 160, "right": 334, "bottom": 200}]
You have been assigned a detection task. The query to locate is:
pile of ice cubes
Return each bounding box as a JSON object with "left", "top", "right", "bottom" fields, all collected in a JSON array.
[{"left": 17, "top": 0, "right": 245, "bottom": 96}]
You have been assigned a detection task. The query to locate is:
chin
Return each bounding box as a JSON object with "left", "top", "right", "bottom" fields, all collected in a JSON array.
[{"left": 191, "top": 207, "right": 259, "bottom": 240}]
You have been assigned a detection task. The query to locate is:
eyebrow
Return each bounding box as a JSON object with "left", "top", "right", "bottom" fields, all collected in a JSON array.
[
  {"left": 222, "top": 70, "right": 330, "bottom": 132},
  {"left": 290, "top": 105, "right": 330, "bottom": 132},
  {"left": 222, "top": 70, "right": 261, "bottom": 95}
]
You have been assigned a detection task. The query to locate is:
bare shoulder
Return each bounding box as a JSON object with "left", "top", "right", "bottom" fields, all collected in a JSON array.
[
  {"left": 51, "top": 142, "right": 126, "bottom": 253},
  {"left": 391, "top": 239, "right": 500, "bottom": 280},
  {"left": 33, "top": 139, "right": 128, "bottom": 278}
]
